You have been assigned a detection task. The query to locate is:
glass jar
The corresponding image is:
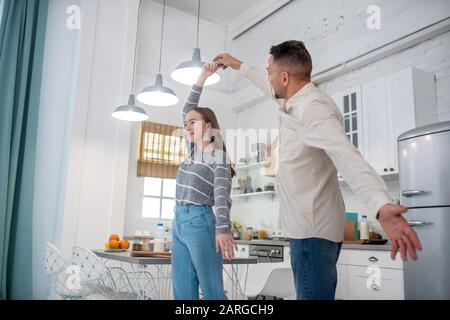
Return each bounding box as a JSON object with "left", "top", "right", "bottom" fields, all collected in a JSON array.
[
  {"left": 132, "top": 237, "right": 143, "bottom": 251},
  {"left": 244, "top": 227, "right": 253, "bottom": 241},
  {"left": 142, "top": 238, "right": 151, "bottom": 251}
]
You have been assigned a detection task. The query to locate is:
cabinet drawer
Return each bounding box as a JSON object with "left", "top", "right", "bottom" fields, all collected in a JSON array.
[
  {"left": 336, "top": 264, "right": 348, "bottom": 300},
  {"left": 348, "top": 266, "right": 404, "bottom": 300},
  {"left": 347, "top": 250, "right": 403, "bottom": 270},
  {"left": 337, "top": 249, "right": 348, "bottom": 265}
]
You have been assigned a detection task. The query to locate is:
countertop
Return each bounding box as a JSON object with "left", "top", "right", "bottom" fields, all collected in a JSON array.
[
  {"left": 93, "top": 249, "right": 258, "bottom": 265},
  {"left": 235, "top": 239, "right": 392, "bottom": 251}
]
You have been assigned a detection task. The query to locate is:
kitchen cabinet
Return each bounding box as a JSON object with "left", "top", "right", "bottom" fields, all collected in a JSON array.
[
  {"left": 331, "top": 67, "right": 436, "bottom": 177},
  {"left": 361, "top": 67, "right": 436, "bottom": 175},
  {"left": 336, "top": 250, "right": 348, "bottom": 300},
  {"left": 332, "top": 86, "right": 364, "bottom": 181},
  {"left": 336, "top": 249, "right": 404, "bottom": 300},
  {"left": 332, "top": 86, "right": 364, "bottom": 155},
  {"left": 336, "top": 264, "right": 349, "bottom": 300},
  {"left": 361, "top": 78, "right": 390, "bottom": 175},
  {"left": 233, "top": 245, "right": 405, "bottom": 300},
  {"left": 347, "top": 266, "right": 404, "bottom": 300}
]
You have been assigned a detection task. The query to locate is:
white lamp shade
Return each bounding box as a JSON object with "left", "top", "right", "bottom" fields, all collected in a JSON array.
[
  {"left": 171, "top": 67, "right": 220, "bottom": 86},
  {"left": 171, "top": 48, "right": 220, "bottom": 86},
  {"left": 111, "top": 94, "right": 149, "bottom": 122},
  {"left": 137, "top": 73, "right": 179, "bottom": 106},
  {"left": 137, "top": 90, "right": 180, "bottom": 107}
]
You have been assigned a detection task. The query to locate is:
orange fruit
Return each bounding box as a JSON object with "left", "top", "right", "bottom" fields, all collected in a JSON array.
[
  {"left": 109, "top": 240, "right": 120, "bottom": 249},
  {"left": 109, "top": 234, "right": 120, "bottom": 242},
  {"left": 119, "top": 240, "right": 130, "bottom": 250}
]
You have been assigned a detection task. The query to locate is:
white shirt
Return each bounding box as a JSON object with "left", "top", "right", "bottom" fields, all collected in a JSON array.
[{"left": 239, "top": 63, "right": 392, "bottom": 242}]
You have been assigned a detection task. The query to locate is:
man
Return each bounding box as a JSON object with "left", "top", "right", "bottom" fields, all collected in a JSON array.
[{"left": 214, "top": 40, "right": 422, "bottom": 300}]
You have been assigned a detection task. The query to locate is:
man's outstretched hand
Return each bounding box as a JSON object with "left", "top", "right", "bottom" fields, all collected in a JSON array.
[
  {"left": 377, "top": 204, "right": 423, "bottom": 261},
  {"left": 213, "top": 53, "right": 242, "bottom": 70}
]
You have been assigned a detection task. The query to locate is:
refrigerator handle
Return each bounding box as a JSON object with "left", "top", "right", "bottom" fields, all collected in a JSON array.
[
  {"left": 402, "top": 190, "right": 428, "bottom": 197},
  {"left": 407, "top": 220, "right": 434, "bottom": 227}
]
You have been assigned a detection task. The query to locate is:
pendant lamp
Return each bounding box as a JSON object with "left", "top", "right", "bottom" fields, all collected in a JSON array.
[
  {"left": 171, "top": 0, "right": 220, "bottom": 86},
  {"left": 137, "top": 0, "right": 179, "bottom": 106},
  {"left": 112, "top": 0, "right": 149, "bottom": 121}
]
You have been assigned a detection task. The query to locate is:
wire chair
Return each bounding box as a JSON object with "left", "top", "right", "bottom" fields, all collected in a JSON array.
[
  {"left": 43, "top": 242, "right": 83, "bottom": 300},
  {"left": 71, "top": 246, "right": 159, "bottom": 300}
]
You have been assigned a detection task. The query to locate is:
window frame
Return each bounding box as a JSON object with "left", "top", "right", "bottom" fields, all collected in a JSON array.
[{"left": 140, "top": 177, "right": 176, "bottom": 222}]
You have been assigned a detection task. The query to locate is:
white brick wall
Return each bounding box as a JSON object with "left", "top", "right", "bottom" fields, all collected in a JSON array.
[
  {"left": 320, "top": 31, "right": 450, "bottom": 121},
  {"left": 228, "top": 0, "right": 450, "bottom": 236}
]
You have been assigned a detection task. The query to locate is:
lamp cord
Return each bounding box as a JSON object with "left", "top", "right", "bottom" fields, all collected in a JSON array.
[
  {"left": 158, "top": 0, "right": 167, "bottom": 74},
  {"left": 196, "top": 0, "right": 201, "bottom": 48},
  {"left": 131, "top": 0, "right": 142, "bottom": 93}
]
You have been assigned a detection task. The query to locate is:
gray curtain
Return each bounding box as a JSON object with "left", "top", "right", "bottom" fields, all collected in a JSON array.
[{"left": 0, "top": 0, "right": 49, "bottom": 299}]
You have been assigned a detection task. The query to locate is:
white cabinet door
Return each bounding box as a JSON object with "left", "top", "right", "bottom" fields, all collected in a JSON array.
[
  {"left": 331, "top": 87, "right": 364, "bottom": 180},
  {"left": 361, "top": 78, "right": 390, "bottom": 175},
  {"left": 385, "top": 69, "right": 416, "bottom": 174},
  {"left": 332, "top": 87, "right": 364, "bottom": 155},
  {"left": 347, "top": 265, "right": 404, "bottom": 300},
  {"left": 361, "top": 67, "right": 436, "bottom": 176},
  {"left": 336, "top": 263, "right": 348, "bottom": 300}
]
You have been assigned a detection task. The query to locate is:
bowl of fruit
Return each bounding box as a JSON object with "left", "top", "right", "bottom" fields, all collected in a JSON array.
[{"left": 104, "top": 234, "right": 130, "bottom": 252}]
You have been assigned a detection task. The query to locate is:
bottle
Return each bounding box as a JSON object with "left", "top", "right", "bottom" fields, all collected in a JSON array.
[
  {"left": 154, "top": 223, "right": 165, "bottom": 252},
  {"left": 154, "top": 223, "right": 164, "bottom": 239},
  {"left": 359, "top": 215, "right": 370, "bottom": 240}
]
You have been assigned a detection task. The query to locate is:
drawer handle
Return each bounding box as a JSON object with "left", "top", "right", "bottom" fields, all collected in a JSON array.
[
  {"left": 402, "top": 190, "right": 427, "bottom": 197},
  {"left": 368, "top": 256, "right": 378, "bottom": 262},
  {"left": 408, "top": 220, "right": 433, "bottom": 227}
]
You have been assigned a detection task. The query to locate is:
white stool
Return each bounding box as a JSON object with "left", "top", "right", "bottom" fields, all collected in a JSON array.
[{"left": 245, "top": 266, "right": 296, "bottom": 300}]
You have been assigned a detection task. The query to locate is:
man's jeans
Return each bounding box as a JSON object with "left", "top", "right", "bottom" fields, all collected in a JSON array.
[
  {"left": 289, "top": 237, "right": 342, "bottom": 300},
  {"left": 172, "top": 204, "right": 227, "bottom": 300}
]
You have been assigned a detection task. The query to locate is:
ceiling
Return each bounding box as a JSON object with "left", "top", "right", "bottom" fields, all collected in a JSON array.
[{"left": 152, "top": 0, "right": 270, "bottom": 26}]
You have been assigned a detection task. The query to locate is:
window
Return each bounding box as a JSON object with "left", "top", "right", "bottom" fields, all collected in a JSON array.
[
  {"left": 342, "top": 92, "right": 360, "bottom": 148},
  {"left": 137, "top": 121, "right": 186, "bottom": 179},
  {"left": 142, "top": 177, "right": 176, "bottom": 220}
]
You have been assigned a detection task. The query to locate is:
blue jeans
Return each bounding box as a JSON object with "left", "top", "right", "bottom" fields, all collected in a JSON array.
[
  {"left": 289, "top": 237, "right": 342, "bottom": 300},
  {"left": 171, "top": 204, "right": 227, "bottom": 300}
]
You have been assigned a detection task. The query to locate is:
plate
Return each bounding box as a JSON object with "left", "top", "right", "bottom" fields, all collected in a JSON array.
[{"left": 104, "top": 249, "right": 127, "bottom": 252}]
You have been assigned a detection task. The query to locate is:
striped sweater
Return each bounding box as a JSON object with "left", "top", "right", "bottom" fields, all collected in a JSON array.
[{"left": 175, "top": 85, "right": 233, "bottom": 235}]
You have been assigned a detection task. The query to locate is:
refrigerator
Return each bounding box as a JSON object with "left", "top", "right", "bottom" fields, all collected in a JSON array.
[{"left": 398, "top": 121, "right": 450, "bottom": 300}]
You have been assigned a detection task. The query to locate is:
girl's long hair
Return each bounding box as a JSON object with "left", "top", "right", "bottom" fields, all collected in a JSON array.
[{"left": 191, "top": 107, "right": 236, "bottom": 177}]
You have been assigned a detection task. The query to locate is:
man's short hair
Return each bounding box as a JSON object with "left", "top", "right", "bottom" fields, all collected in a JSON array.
[{"left": 269, "top": 40, "right": 312, "bottom": 81}]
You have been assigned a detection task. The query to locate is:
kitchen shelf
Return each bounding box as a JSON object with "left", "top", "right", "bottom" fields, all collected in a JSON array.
[
  {"left": 231, "top": 191, "right": 276, "bottom": 199},
  {"left": 235, "top": 161, "right": 275, "bottom": 177},
  {"left": 235, "top": 161, "right": 266, "bottom": 170}
]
